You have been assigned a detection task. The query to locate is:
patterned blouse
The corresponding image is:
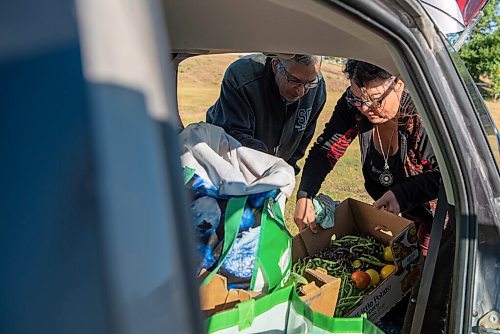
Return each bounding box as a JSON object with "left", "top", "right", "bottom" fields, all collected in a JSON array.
[{"left": 298, "top": 89, "right": 441, "bottom": 224}]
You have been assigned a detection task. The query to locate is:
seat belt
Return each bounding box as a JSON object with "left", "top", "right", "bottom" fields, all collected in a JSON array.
[{"left": 409, "top": 185, "right": 448, "bottom": 334}]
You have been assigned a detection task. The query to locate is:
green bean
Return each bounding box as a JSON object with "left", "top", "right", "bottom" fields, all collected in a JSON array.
[
  {"left": 320, "top": 259, "right": 338, "bottom": 265},
  {"left": 340, "top": 295, "right": 363, "bottom": 302},
  {"left": 334, "top": 306, "right": 345, "bottom": 317},
  {"left": 336, "top": 294, "right": 365, "bottom": 312},
  {"left": 336, "top": 300, "right": 358, "bottom": 309},
  {"left": 346, "top": 279, "right": 353, "bottom": 298},
  {"left": 339, "top": 235, "right": 361, "bottom": 241},
  {"left": 363, "top": 254, "right": 384, "bottom": 262},
  {"left": 339, "top": 276, "right": 347, "bottom": 300},
  {"left": 359, "top": 256, "right": 386, "bottom": 267}
]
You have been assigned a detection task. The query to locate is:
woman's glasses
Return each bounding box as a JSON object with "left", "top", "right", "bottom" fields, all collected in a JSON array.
[
  {"left": 346, "top": 77, "right": 398, "bottom": 109},
  {"left": 279, "top": 64, "right": 319, "bottom": 89}
]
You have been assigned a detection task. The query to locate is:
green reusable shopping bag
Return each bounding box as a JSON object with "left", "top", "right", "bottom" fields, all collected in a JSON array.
[
  {"left": 186, "top": 164, "right": 292, "bottom": 293},
  {"left": 181, "top": 123, "right": 296, "bottom": 293},
  {"left": 206, "top": 285, "right": 384, "bottom": 334},
  {"left": 206, "top": 285, "right": 291, "bottom": 333},
  {"left": 200, "top": 192, "right": 292, "bottom": 293},
  {"left": 286, "top": 287, "right": 384, "bottom": 334}
]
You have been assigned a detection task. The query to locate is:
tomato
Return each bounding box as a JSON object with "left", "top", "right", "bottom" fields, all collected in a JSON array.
[
  {"left": 365, "top": 269, "right": 380, "bottom": 287},
  {"left": 351, "top": 271, "right": 371, "bottom": 290},
  {"left": 380, "top": 264, "right": 397, "bottom": 280},
  {"left": 383, "top": 246, "right": 394, "bottom": 262}
]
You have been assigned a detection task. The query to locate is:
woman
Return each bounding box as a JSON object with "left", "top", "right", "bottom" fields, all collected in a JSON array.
[
  {"left": 294, "top": 60, "right": 440, "bottom": 256},
  {"left": 294, "top": 60, "right": 453, "bottom": 333}
]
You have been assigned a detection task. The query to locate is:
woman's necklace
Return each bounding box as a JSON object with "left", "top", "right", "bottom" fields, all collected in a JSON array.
[{"left": 375, "top": 125, "right": 396, "bottom": 186}]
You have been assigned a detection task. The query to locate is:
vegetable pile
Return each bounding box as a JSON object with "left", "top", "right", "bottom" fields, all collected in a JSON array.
[{"left": 291, "top": 234, "right": 397, "bottom": 317}]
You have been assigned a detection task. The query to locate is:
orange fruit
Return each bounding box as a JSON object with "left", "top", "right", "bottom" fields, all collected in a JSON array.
[{"left": 380, "top": 265, "right": 397, "bottom": 280}]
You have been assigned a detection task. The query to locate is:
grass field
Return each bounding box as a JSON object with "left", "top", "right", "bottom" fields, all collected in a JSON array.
[{"left": 177, "top": 54, "right": 500, "bottom": 235}]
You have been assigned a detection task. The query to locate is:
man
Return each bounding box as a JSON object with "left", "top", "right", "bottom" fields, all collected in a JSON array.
[{"left": 206, "top": 53, "right": 326, "bottom": 174}]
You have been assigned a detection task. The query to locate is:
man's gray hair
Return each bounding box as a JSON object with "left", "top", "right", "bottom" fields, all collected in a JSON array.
[{"left": 279, "top": 54, "right": 322, "bottom": 67}]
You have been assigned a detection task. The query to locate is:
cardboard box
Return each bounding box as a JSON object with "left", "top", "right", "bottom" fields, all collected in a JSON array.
[
  {"left": 292, "top": 198, "right": 420, "bottom": 322},
  {"left": 200, "top": 269, "right": 341, "bottom": 318},
  {"left": 299, "top": 268, "right": 341, "bottom": 317},
  {"left": 199, "top": 273, "right": 262, "bottom": 316}
]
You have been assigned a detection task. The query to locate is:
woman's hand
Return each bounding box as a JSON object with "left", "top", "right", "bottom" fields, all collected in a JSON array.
[
  {"left": 373, "top": 190, "right": 400, "bottom": 214},
  {"left": 294, "top": 198, "right": 317, "bottom": 233}
]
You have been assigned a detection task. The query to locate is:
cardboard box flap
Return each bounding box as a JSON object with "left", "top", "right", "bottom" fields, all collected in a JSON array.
[
  {"left": 296, "top": 199, "right": 357, "bottom": 258},
  {"left": 291, "top": 230, "right": 309, "bottom": 263},
  {"left": 304, "top": 267, "right": 335, "bottom": 285},
  {"left": 299, "top": 268, "right": 341, "bottom": 317},
  {"left": 299, "top": 227, "right": 334, "bottom": 257},
  {"left": 348, "top": 198, "right": 412, "bottom": 245},
  {"left": 299, "top": 281, "right": 321, "bottom": 295},
  {"left": 199, "top": 273, "right": 256, "bottom": 314},
  {"left": 199, "top": 274, "right": 230, "bottom": 310},
  {"left": 226, "top": 289, "right": 253, "bottom": 304}
]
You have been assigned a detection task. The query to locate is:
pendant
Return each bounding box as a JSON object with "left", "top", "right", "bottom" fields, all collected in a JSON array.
[{"left": 379, "top": 169, "right": 394, "bottom": 186}]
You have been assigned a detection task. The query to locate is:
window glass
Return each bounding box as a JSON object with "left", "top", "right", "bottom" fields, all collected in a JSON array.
[
  {"left": 449, "top": 48, "right": 500, "bottom": 171},
  {"left": 176, "top": 54, "right": 371, "bottom": 233}
]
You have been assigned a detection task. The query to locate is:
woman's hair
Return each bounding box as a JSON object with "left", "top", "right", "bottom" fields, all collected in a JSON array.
[
  {"left": 343, "top": 59, "right": 392, "bottom": 87},
  {"left": 344, "top": 59, "right": 417, "bottom": 125}
]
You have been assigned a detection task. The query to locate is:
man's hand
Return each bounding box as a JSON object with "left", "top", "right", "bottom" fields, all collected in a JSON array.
[
  {"left": 373, "top": 190, "right": 400, "bottom": 214},
  {"left": 294, "top": 198, "right": 317, "bottom": 233}
]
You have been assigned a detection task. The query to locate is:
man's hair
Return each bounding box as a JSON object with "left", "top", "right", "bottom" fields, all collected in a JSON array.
[
  {"left": 279, "top": 54, "right": 322, "bottom": 67},
  {"left": 343, "top": 59, "right": 392, "bottom": 87}
]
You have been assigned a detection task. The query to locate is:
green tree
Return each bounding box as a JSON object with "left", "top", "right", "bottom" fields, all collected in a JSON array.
[{"left": 459, "top": 0, "right": 500, "bottom": 98}]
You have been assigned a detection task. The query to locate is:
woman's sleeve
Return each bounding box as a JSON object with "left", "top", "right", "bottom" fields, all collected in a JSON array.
[
  {"left": 297, "top": 93, "right": 358, "bottom": 199},
  {"left": 391, "top": 115, "right": 441, "bottom": 212}
]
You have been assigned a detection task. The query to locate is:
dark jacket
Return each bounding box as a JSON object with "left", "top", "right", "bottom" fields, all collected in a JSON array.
[
  {"left": 206, "top": 54, "right": 327, "bottom": 174},
  {"left": 298, "top": 90, "right": 440, "bottom": 218}
]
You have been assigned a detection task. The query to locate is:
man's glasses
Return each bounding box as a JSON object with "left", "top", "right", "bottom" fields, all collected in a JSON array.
[
  {"left": 279, "top": 64, "right": 319, "bottom": 89},
  {"left": 345, "top": 77, "right": 398, "bottom": 109}
]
